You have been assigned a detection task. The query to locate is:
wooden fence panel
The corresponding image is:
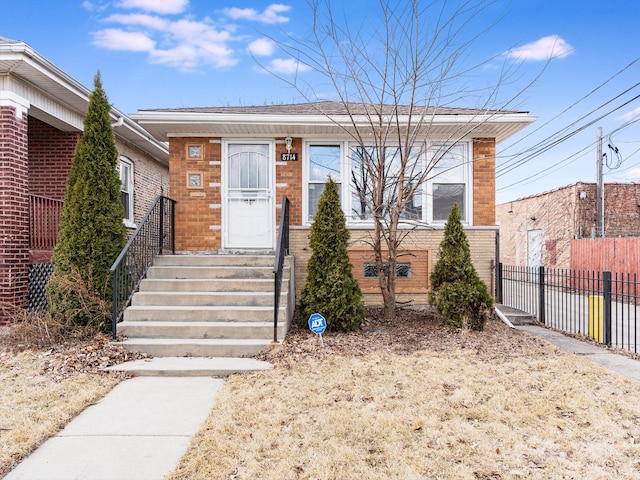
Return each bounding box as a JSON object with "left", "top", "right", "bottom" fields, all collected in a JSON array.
[{"left": 571, "top": 238, "right": 640, "bottom": 277}]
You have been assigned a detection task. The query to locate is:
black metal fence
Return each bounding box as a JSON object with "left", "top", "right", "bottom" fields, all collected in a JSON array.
[
  {"left": 110, "top": 195, "right": 176, "bottom": 339},
  {"left": 498, "top": 264, "right": 639, "bottom": 354}
]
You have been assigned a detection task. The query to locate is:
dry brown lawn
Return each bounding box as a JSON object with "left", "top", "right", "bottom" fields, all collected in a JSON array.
[
  {"left": 0, "top": 332, "right": 130, "bottom": 478},
  {"left": 169, "top": 310, "right": 640, "bottom": 480}
]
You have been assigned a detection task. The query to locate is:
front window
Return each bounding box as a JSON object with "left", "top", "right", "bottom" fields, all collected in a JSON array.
[
  {"left": 118, "top": 157, "right": 134, "bottom": 226},
  {"left": 306, "top": 144, "right": 342, "bottom": 221},
  {"left": 303, "top": 141, "right": 471, "bottom": 226},
  {"left": 349, "top": 145, "right": 423, "bottom": 222}
]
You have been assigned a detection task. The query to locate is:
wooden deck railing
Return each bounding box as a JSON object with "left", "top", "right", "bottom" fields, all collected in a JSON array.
[{"left": 29, "top": 195, "right": 63, "bottom": 250}]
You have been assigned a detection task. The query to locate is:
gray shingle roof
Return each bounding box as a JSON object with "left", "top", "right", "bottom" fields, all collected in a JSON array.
[{"left": 143, "top": 100, "right": 526, "bottom": 116}]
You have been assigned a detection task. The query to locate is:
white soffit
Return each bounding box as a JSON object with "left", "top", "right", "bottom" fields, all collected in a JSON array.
[{"left": 132, "top": 110, "right": 536, "bottom": 144}]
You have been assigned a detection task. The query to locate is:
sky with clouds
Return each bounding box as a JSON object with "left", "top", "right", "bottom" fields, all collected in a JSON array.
[{"left": 1, "top": 0, "right": 639, "bottom": 202}]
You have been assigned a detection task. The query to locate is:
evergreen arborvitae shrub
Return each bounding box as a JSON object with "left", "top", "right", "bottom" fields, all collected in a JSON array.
[
  {"left": 300, "top": 177, "right": 365, "bottom": 331},
  {"left": 47, "top": 72, "right": 127, "bottom": 329},
  {"left": 429, "top": 204, "right": 493, "bottom": 331}
]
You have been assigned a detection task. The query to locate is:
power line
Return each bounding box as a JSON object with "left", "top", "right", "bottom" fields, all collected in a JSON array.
[
  {"left": 496, "top": 90, "right": 640, "bottom": 178},
  {"left": 500, "top": 56, "right": 640, "bottom": 156}
]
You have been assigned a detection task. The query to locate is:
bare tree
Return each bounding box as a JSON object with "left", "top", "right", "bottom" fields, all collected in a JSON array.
[{"left": 271, "top": 0, "right": 533, "bottom": 319}]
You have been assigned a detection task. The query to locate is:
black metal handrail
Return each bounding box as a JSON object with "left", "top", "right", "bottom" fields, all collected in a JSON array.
[
  {"left": 110, "top": 195, "right": 176, "bottom": 339},
  {"left": 273, "top": 196, "right": 290, "bottom": 342}
]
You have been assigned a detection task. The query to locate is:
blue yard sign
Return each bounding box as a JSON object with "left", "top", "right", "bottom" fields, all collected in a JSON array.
[{"left": 308, "top": 313, "right": 327, "bottom": 335}]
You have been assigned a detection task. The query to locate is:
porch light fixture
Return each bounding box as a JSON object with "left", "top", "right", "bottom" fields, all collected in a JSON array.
[{"left": 285, "top": 136, "right": 293, "bottom": 153}]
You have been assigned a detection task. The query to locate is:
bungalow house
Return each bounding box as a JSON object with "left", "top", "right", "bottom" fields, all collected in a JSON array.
[
  {"left": 0, "top": 37, "right": 169, "bottom": 318},
  {"left": 132, "top": 103, "right": 536, "bottom": 305}
]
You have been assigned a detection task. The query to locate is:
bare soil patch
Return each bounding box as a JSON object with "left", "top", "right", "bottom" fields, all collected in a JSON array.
[{"left": 170, "top": 309, "right": 640, "bottom": 480}]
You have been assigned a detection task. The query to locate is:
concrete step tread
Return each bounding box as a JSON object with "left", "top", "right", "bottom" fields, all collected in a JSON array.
[
  {"left": 134, "top": 291, "right": 278, "bottom": 297},
  {"left": 104, "top": 356, "right": 274, "bottom": 377},
  {"left": 125, "top": 305, "right": 283, "bottom": 311},
  {"left": 120, "top": 320, "right": 275, "bottom": 327}
]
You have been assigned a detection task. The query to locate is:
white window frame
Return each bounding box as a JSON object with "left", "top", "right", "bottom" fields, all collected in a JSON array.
[
  {"left": 425, "top": 142, "right": 472, "bottom": 225},
  {"left": 345, "top": 143, "right": 428, "bottom": 226},
  {"left": 302, "top": 140, "right": 473, "bottom": 227},
  {"left": 303, "top": 141, "right": 347, "bottom": 225},
  {"left": 118, "top": 157, "right": 135, "bottom": 228}
]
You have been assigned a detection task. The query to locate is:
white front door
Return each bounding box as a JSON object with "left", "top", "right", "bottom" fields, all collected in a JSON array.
[{"left": 224, "top": 142, "right": 274, "bottom": 249}]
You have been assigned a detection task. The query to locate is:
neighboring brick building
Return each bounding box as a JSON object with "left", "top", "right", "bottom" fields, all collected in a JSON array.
[
  {"left": 496, "top": 182, "right": 640, "bottom": 269},
  {"left": 133, "top": 103, "right": 535, "bottom": 304},
  {"left": 0, "top": 37, "right": 169, "bottom": 317}
]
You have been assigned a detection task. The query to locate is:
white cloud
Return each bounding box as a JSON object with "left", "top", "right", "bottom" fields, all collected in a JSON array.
[
  {"left": 92, "top": 28, "right": 156, "bottom": 51},
  {"left": 82, "top": 1, "right": 109, "bottom": 13},
  {"left": 150, "top": 42, "right": 238, "bottom": 69},
  {"left": 96, "top": 13, "right": 236, "bottom": 69},
  {"left": 267, "top": 58, "right": 311, "bottom": 74},
  {"left": 223, "top": 4, "right": 291, "bottom": 24},
  {"left": 248, "top": 38, "right": 276, "bottom": 57},
  {"left": 619, "top": 106, "right": 640, "bottom": 122},
  {"left": 504, "top": 35, "right": 574, "bottom": 61},
  {"left": 115, "top": 0, "right": 188, "bottom": 15},
  {"left": 89, "top": 2, "right": 300, "bottom": 72},
  {"left": 105, "top": 13, "right": 169, "bottom": 30}
]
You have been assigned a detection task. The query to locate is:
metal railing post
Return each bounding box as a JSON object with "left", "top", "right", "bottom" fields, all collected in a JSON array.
[
  {"left": 603, "top": 271, "right": 612, "bottom": 347},
  {"left": 170, "top": 199, "right": 176, "bottom": 254},
  {"left": 111, "top": 268, "right": 119, "bottom": 340},
  {"left": 273, "top": 196, "right": 289, "bottom": 343},
  {"left": 496, "top": 262, "right": 503, "bottom": 304},
  {"left": 159, "top": 196, "right": 165, "bottom": 255},
  {"left": 538, "top": 266, "right": 546, "bottom": 324}
]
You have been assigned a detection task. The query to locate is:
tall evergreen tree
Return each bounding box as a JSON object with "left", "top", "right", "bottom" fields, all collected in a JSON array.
[
  {"left": 48, "top": 72, "right": 126, "bottom": 328},
  {"left": 300, "top": 177, "right": 365, "bottom": 332},
  {"left": 429, "top": 204, "right": 493, "bottom": 331}
]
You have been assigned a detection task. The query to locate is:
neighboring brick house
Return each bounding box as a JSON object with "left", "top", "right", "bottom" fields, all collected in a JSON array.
[
  {"left": 0, "top": 37, "right": 169, "bottom": 317},
  {"left": 132, "top": 103, "right": 535, "bottom": 304},
  {"left": 496, "top": 182, "right": 640, "bottom": 269}
]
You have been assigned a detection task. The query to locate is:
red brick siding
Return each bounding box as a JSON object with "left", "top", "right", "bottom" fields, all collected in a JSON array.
[
  {"left": 0, "top": 106, "right": 30, "bottom": 315},
  {"left": 275, "top": 137, "right": 303, "bottom": 226},
  {"left": 170, "top": 138, "right": 222, "bottom": 251},
  {"left": 473, "top": 138, "right": 496, "bottom": 226},
  {"left": 28, "top": 116, "right": 79, "bottom": 200}
]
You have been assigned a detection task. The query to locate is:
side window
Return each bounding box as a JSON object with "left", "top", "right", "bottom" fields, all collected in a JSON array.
[
  {"left": 307, "top": 144, "right": 342, "bottom": 222},
  {"left": 429, "top": 144, "right": 468, "bottom": 222},
  {"left": 118, "top": 157, "right": 134, "bottom": 226}
]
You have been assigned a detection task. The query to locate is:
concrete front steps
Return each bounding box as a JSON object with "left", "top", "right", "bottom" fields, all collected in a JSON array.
[{"left": 113, "top": 254, "right": 294, "bottom": 376}]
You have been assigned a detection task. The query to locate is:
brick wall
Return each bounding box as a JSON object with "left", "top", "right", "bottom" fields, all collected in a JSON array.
[
  {"left": 275, "top": 137, "right": 303, "bottom": 226},
  {"left": 290, "top": 227, "right": 497, "bottom": 305},
  {"left": 497, "top": 182, "right": 640, "bottom": 269},
  {"left": 116, "top": 138, "right": 169, "bottom": 226},
  {"left": 28, "top": 116, "right": 79, "bottom": 200},
  {"left": 496, "top": 184, "right": 578, "bottom": 268},
  {"left": 170, "top": 138, "right": 222, "bottom": 251},
  {"left": 473, "top": 138, "right": 496, "bottom": 226},
  {"left": 0, "top": 106, "right": 30, "bottom": 316},
  {"left": 602, "top": 183, "right": 640, "bottom": 236}
]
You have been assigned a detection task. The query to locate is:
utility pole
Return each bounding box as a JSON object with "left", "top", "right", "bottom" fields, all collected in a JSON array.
[{"left": 596, "top": 127, "right": 604, "bottom": 238}]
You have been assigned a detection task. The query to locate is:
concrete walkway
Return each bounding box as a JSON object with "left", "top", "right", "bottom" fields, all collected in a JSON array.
[
  {"left": 5, "top": 325, "right": 639, "bottom": 480},
  {"left": 5, "top": 377, "right": 224, "bottom": 480},
  {"left": 517, "top": 325, "right": 640, "bottom": 382}
]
